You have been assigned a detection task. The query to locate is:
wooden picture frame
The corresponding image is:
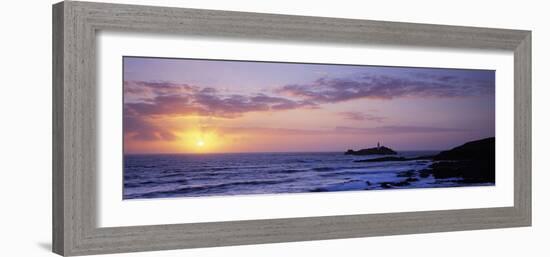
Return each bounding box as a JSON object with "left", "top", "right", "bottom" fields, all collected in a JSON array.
[{"left": 52, "top": 1, "right": 531, "bottom": 256}]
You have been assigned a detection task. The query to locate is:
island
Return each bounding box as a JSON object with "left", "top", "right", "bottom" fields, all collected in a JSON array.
[{"left": 345, "top": 142, "right": 397, "bottom": 155}]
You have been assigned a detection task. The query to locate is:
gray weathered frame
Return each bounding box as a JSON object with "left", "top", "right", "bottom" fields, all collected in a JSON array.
[{"left": 52, "top": 1, "right": 531, "bottom": 256}]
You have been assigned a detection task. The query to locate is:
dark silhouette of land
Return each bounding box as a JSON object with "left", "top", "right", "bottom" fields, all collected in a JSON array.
[
  {"left": 352, "top": 137, "right": 495, "bottom": 184},
  {"left": 428, "top": 137, "right": 495, "bottom": 183},
  {"left": 345, "top": 142, "right": 397, "bottom": 155}
]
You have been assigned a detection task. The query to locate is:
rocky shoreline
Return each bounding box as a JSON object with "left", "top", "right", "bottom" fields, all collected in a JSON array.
[{"left": 353, "top": 137, "right": 495, "bottom": 188}]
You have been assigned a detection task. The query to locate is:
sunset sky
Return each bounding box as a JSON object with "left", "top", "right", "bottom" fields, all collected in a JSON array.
[{"left": 123, "top": 57, "right": 495, "bottom": 154}]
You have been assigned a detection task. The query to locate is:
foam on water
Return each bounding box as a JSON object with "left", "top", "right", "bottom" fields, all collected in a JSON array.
[{"left": 123, "top": 151, "right": 491, "bottom": 199}]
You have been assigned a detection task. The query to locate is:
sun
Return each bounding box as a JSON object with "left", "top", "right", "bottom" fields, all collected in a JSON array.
[
  {"left": 178, "top": 129, "right": 223, "bottom": 152},
  {"left": 196, "top": 139, "right": 205, "bottom": 147}
]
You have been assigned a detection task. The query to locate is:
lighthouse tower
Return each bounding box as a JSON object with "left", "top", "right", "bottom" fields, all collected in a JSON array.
[{"left": 377, "top": 142, "right": 380, "bottom": 149}]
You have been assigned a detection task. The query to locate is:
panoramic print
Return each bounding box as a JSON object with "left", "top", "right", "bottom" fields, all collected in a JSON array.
[{"left": 123, "top": 56, "right": 495, "bottom": 199}]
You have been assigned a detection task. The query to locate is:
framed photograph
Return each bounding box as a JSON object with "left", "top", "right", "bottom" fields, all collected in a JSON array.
[{"left": 52, "top": 1, "right": 531, "bottom": 256}]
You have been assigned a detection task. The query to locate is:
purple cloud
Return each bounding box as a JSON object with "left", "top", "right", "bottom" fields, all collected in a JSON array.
[
  {"left": 338, "top": 111, "right": 386, "bottom": 122},
  {"left": 124, "top": 81, "right": 318, "bottom": 141},
  {"left": 334, "top": 126, "right": 468, "bottom": 134},
  {"left": 124, "top": 81, "right": 198, "bottom": 103},
  {"left": 124, "top": 115, "right": 178, "bottom": 141},
  {"left": 124, "top": 82, "right": 317, "bottom": 119},
  {"left": 276, "top": 71, "right": 494, "bottom": 103},
  {"left": 201, "top": 125, "right": 468, "bottom": 136}
]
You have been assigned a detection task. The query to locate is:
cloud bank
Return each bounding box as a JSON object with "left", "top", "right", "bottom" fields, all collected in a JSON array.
[
  {"left": 276, "top": 71, "right": 494, "bottom": 103},
  {"left": 124, "top": 81, "right": 317, "bottom": 140},
  {"left": 124, "top": 69, "right": 492, "bottom": 141},
  {"left": 337, "top": 111, "right": 386, "bottom": 122}
]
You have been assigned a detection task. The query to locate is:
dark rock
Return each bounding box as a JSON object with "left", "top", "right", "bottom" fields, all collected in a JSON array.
[
  {"left": 419, "top": 170, "right": 431, "bottom": 178},
  {"left": 379, "top": 180, "right": 411, "bottom": 188},
  {"left": 434, "top": 137, "right": 495, "bottom": 161},
  {"left": 354, "top": 155, "right": 434, "bottom": 163},
  {"left": 422, "top": 137, "right": 495, "bottom": 183},
  {"left": 354, "top": 156, "right": 406, "bottom": 163},
  {"left": 392, "top": 180, "right": 411, "bottom": 187},
  {"left": 429, "top": 160, "right": 494, "bottom": 182},
  {"left": 310, "top": 188, "right": 328, "bottom": 192},
  {"left": 397, "top": 170, "right": 417, "bottom": 177},
  {"left": 345, "top": 146, "right": 397, "bottom": 155},
  {"left": 410, "top": 155, "right": 436, "bottom": 160},
  {"left": 380, "top": 182, "right": 393, "bottom": 189},
  {"left": 405, "top": 177, "right": 419, "bottom": 182}
]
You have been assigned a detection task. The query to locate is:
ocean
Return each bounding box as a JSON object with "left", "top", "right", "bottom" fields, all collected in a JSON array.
[{"left": 123, "top": 151, "right": 491, "bottom": 199}]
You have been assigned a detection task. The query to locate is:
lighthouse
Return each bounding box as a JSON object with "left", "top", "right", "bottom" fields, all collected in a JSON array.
[{"left": 377, "top": 142, "right": 380, "bottom": 149}]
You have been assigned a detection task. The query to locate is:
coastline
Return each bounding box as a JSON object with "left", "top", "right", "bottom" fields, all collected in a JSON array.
[{"left": 123, "top": 138, "right": 495, "bottom": 199}]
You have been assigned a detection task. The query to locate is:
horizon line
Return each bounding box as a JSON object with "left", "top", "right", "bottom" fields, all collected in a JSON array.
[{"left": 123, "top": 149, "right": 445, "bottom": 155}]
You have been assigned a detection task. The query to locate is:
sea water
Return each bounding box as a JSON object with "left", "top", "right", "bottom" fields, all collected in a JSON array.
[{"left": 123, "top": 151, "right": 491, "bottom": 199}]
